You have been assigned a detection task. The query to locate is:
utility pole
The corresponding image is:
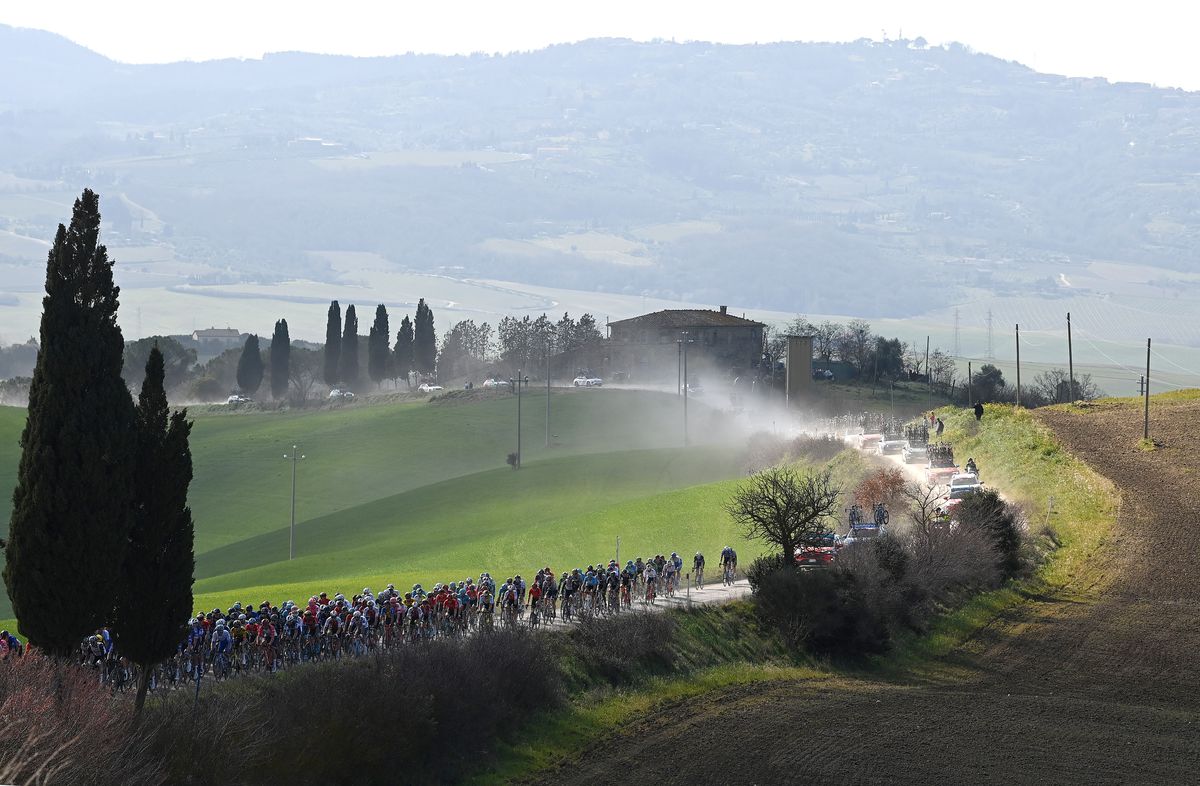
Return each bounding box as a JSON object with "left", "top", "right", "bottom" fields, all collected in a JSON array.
[
  {"left": 967, "top": 361, "right": 973, "bottom": 406},
  {"left": 954, "top": 308, "right": 960, "bottom": 356},
  {"left": 1015, "top": 323, "right": 1021, "bottom": 408},
  {"left": 683, "top": 334, "right": 690, "bottom": 445},
  {"left": 677, "top": 340, "right": 682, "bottom": 395},
  {"left": 1138, "top": 376, "right": 1144, "bottom": 396},
  {"left": 283, "top": 444, "right": 305, "bottom": 560},
  {"left": 925, "top": 335, "right": 931, "bottom": 410},
  {"left": 1144, "top": 338, "right": 1151, "bottom": 441},
  {"left": 545, "top": 338, "right": 551, "bottom": 448},
  {"left": 1067, "top": 312, "right": 1075, "bottom": 402},
  {"left": 986, "top": 308, "right": 994, "bottom": 359},
  {"left": 510, "top": 370, "right": 528, "bottom": 468}
]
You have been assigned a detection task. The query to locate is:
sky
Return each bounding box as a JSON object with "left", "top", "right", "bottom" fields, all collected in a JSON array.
[{"left": 2, "top": 0, "right": 1199, "bottom": 90}]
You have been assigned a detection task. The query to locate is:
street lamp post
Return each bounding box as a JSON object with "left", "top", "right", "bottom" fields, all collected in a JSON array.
[
  {"left": 283, "top": 444, "right": 306, "bottom": 560},
  {"left": 678, "top": 331, "right": 694, "bottom": 446}
]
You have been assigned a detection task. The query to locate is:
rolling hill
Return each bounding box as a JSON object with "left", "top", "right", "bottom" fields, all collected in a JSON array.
[{"left": 0, "top": 388, "right": 766, "bottom": 626}]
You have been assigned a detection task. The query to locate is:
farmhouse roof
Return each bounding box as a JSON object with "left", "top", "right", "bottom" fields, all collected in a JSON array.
[
  {"left": 608, "top": 308, "right": 764, "bottom": 330},
  {"left": 193, "top": 327, "right": 241, "bottom": 339}
]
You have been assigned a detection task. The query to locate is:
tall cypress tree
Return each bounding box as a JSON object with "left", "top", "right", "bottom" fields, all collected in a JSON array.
[
  {"left": 414, "top": 298, "right": 437, "bottom": 377},
  {"left": 236, "top": 334, "right": 264, "bottom": 396},
  {"left": 116, "top": 346, "right": 194, "bottom": 712},
  {"left": 368, "top": 303, "right": 390, "bottom": 387},
  {"left": 270, "top": 319, "right": 291, "bottom": 400},
  {"left": 394, "top": 315, "right": 414, "bottom": 387},
  {"left": 4, "top": 189, "right": 136, "bottom": 655},
  {"left": 324, "top": 300, "right": 341, "bottom": 387},
  {"left": 339, "top": 304, "right": 360, "bottom": 389}
]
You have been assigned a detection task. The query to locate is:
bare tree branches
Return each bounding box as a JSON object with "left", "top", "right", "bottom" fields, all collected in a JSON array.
[{"left": 726, "top": 466, "right": 841, "bottom": 559}]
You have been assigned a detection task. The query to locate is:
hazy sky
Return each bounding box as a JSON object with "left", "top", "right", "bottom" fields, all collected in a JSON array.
[{"left": 4, "top": 0, "right": 1199, "bottom": 90}]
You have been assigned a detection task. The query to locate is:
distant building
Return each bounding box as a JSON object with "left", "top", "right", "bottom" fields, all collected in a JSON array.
[
  {"left": 191, "top": 327, "right": 242, "bottom": 349},
  {"left": 606, "top": 306, "right": 765, "bottom": 383}
]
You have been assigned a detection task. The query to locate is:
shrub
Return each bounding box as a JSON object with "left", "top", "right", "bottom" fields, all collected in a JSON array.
[
  {"left": 955, "top": 489, "right": 1025, "bottom": 579},
  {"left": 145, "top": 629, "right": 562, "bottom": 785},
  {"left": 835, "top": 536, "right": 926, "bottom": 635},
  {"left": 0, "top": 653, "right": 161, "bottom": 786},
  {"left": 746, "top": 553, "right": 791, "bottom": 593},
  {"left": 790, "top": 434, "right": 844, "bottom": 463},
  {"left": 752, "top": 564, "right": 890, "bottom": 658},
  {"left": 565, "top": 612, "right": 678, "bottom": 687},
  {"left": 854, "top": 466, "right": 906, "bottom": 509},
  {"left": 743, "top": 431, "right": 790, "bottom": 473}
]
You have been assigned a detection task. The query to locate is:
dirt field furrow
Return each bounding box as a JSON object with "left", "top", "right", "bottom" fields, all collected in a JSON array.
[{"left": 525, "top": 398, "right": 1200, "bottom": 785}]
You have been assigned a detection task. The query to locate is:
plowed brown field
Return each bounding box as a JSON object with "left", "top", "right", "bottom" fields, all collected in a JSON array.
[{"left": 527, "top": 397, "right": 1200, "bottom": 785}]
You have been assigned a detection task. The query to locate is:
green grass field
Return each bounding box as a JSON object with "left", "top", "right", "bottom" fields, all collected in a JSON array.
[{"left": 0, "top": 388, "right": 770, "bottom": 631}]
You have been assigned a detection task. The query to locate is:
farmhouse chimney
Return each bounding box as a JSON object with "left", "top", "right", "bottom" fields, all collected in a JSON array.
[{"left": 719, "top": 305, "right": 727, "bottom": 314}]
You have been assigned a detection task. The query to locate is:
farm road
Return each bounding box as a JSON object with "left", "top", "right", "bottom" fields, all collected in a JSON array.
[{"left": 525, "top": 400, "right": 1200, "bottom": 785}]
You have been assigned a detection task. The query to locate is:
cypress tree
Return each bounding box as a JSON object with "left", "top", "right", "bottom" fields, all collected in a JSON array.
[
  {"left": 116, "top": 346, "right": 194, "bottom": 712},
  {"left": 368, "top": 303, "right": 390, "bottom": 387},
  {"left": 324, "top": 300, "right": 341, "bottom": 387},
  {"left": 270, "top": 319, "right": 291, "bottom": 400},
  {"left": 394, "top": 315, "right": 414, "bottom": 387},
  {"left": 236, "top": 334, "right": 264, "bottom": 396},
  {"left": 4, "top": 189, "right": 136, "bottom": 656},
  {"left": 414, "top": 298, "right": 437, "bottom": 377},
  {"left": 339, "top": 304, "right": 360, "bottom": 389}
]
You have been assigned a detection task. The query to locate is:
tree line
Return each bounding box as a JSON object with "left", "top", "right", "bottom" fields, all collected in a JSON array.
[{"left": 767, "top": 315, "right": 1103, "bottom": 406}]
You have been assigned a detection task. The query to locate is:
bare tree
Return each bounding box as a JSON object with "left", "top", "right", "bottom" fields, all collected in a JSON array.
[
  {"left": 726, "top": 466, "right": 841, "bottom": 559},
  {"left": 898, "top": 482, "right": 999, "bottom": 597},
  {"left": 288, "top": 348, "right": 321, "bottom": 404}
]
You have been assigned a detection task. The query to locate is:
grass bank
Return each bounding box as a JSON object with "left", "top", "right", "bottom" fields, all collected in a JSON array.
[{"left": 887, "top": 402, "right": 1119, "bottom": 670}]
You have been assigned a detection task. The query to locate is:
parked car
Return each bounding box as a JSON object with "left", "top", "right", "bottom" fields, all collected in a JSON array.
[
  {"left": 572, "top": 376, "right": 603, "bottom": 387},
  {"left": 327, "top": 389, "right": 354, "bottom": 399},
  {"left": 482, "top": 378, "right": 503, "bottom": 389},
  {"left": 225, "top": 394, "right": 252, "bottom": 404},
  {"left": 418, "top": 382, "right": 444, "bottom": 393}
]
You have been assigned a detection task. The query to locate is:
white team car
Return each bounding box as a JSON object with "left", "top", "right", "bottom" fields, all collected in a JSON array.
[
  {"left": 225, "top": 394, "right": 252, "bottom": 404},
  {"left": 573, "top": 376, "right": 603, "bottom": 387},
  {"left": 941, "top": 472, "right": 983, "bottom": 512},
  {"left": 418, "top": 382, "right": 444, "bottom": 393},
  {"left": 482, "top": 378, "right": 503, "bottom": 389},
  {"left": 327, "top": 389, "right": 354, "bottom": 399},
  {"left": 877, "top": 436, "right": 906, "bottom": 455}
]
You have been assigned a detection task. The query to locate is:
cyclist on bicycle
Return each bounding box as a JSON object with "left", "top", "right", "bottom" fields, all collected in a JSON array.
[
  {"left": 644, "top": 561, "right": 658, "bottom": 601},
  {"left": 693, "top": 552, "right": 705, "bottom": 586},
  {"left": 662, "top": 554, "right": 678, "bottom": 593}
]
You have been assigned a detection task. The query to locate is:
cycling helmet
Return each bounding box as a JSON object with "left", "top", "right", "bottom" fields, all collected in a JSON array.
[
  {"left": 672, "top": 552, "right": 678, "bottom": 558},
  {"left": 387, "top": 584, "right": 395, "bottom": 590},
  {"left": 696, "top": 552, "right": 702, "bottom": 557},
  {"left": 335, "top": 593, "right": 345, "bottom": 601},
  {"left": 362, "top": 587, "right": 371, "bottom": 595},
  {"left": 238, "top": 614, "right": 247, "bottom": 621}
]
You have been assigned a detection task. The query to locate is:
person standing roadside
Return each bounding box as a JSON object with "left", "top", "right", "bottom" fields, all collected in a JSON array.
[{"left": 974, "top": 402, "right": 984, "bottom": 421}]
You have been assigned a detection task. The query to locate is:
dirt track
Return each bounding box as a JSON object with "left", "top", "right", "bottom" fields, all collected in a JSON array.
[{"left": 525, "top": 398, "right": 1200, "bottom": 785}]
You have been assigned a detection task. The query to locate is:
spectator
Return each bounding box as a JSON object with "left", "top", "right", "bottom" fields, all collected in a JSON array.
[
  {"left": 935, "top": 417, "right": 945, "bottom": 436},
  {"left": 974, "top": 402, "right": 984, "bottom": 421}
]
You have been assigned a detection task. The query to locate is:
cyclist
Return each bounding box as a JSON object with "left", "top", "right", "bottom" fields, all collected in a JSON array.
[
  {"left": 662, "top": 554, "right": 678, "bottom": 595},
  {"left": 210, "top": 619, "right": 233, "bottom": 676},
  {"left": 257, "top": 613, "right": 277, "bottom": 671},
  {"left": 693, "top": 552, "right": 706, "bottom": 587},
  {"left": 644, "top": 560, "right": 658, "bottom": 603}
]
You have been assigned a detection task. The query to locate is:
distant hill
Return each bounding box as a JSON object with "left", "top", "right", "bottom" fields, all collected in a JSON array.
[{"left": 1, "top": 27, "right": 1198, "bottom": 316}]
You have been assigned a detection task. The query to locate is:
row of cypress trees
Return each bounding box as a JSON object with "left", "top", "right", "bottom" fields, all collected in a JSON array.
[
  {"left": 2, "top": 191, "right": 194, "bottom": 711},
  {"left": 323, "top": 298, "right": 437, "bottom": 388}
]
